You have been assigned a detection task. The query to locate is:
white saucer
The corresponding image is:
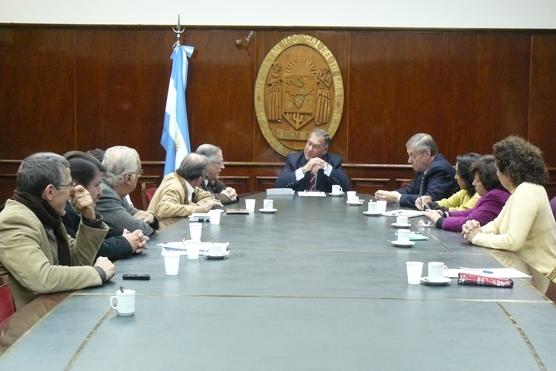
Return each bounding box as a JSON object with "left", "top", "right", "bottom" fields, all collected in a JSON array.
[
  {"left": 390, "top": 240, "right": 415, "bottom": 247},
  {"left": 328, "top": 192, "right": 344, "bottom": 197},
  {"left": 346, "top": 200, "right": 364, "bottom": 206},
  {"left": 259, "top": 208, "right": 277, "bottom": 213},
  {"left": 421, "top": 276, "right": 451, "bottom": 286},
  {"left": 391, "top": 222, "right": 411, "bottom": 228},
  {"left": 363, "top": 211, "right": 381, "bottom": 216}
]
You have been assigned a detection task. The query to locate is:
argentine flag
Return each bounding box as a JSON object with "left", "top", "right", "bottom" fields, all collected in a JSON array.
[{"left": 161, "top": 45, "right": 194, "bottom": 175}]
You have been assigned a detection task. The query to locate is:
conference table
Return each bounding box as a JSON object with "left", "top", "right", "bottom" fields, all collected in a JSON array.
[{"left": 1, "top": 193, "right": 555, "bottom": 370}]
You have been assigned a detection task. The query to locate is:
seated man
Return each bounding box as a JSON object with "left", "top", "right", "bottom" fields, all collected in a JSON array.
[
  {"left": 62, "top": 151, "right": 148, "bottom": 261},
  {"left": 148, "top": 153, "right": 222, "bottom": 228},
  {"left": 375, "top": 133, "right": 458, "bottom": 208},
  {"left": 95, "top": 146, "right": 159, "bottom": 236},
  {"left": 0, "top": 153, "right": 115, "bottom": 309},
  {"left": 196, "top": 144, "right": 238, "bottom": 204},
  {"left": 275, "top": 128, "right": 351, "bottom": 192}
]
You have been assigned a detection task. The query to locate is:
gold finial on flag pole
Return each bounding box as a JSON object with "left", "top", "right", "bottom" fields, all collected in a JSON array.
[{"left": 172, "top": 15, "right": 185, "bottom": 48}]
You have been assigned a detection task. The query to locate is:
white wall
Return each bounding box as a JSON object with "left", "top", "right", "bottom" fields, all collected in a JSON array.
[{"left": 1, "top": 0, "right": 555, "bottom": 29}]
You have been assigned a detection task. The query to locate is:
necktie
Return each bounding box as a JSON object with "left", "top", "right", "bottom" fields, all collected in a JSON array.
[
  {"left": 418, "top": 174, "right": 425, "bottom": 196},
  {"left": 309, "top": 172, "right": 317, "bottom": 191}
]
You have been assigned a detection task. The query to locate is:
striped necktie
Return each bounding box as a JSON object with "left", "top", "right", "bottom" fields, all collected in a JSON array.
[{"left": 309, "top": 172, "right": 317, "bottom": 191}]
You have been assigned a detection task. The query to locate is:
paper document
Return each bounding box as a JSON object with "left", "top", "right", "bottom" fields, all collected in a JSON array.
[
  {"left": 266, "top": 188, "right": 295, "bottom": 196},
  {"left": 381, "top": 209, "right": 423, "bottom": 218},
  {"left": 445, "top": 268, "right": 531, "bottom": 279},
  {"left": 297, "top": 191, "right": 327, "bottom": 197}
]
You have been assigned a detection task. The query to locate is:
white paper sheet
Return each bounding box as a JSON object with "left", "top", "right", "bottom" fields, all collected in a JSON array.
[
  {"left": 381, "top": 209, "right": 424, "bottom": 218},
  {"left": 297, "top": 191, "right": 327, "bottom": 197}
]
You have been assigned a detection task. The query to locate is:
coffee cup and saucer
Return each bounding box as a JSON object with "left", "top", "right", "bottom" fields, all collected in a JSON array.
[
  {"left": 421, "top": 262, "right": 451, "bottom": 285},
  {"left": 363, "top": 201, "right": 382, "bottom": 216},
  {"left": 390, "top": 229, "right": 415, "bottom": 247},
  {"left": 328, "top": 185, "right": 344, "bottom": 196},
  {"left": 391, "top": 215, "right": 411, "bottom": 228},
  {"left": 206, "top": 242, "right": 230, "bottom": 260},
  {"left": 259, "top": 199, "right": 277, "bottom": 213}
]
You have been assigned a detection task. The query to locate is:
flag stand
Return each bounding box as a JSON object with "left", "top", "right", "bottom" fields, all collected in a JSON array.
[{"left": 172, "top": 15, "right": 185, "bottom": 49}]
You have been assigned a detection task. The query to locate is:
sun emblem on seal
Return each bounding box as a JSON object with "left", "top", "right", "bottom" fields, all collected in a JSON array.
[{"left": 255, "top": 34, "right": 344, "bottom": 156}]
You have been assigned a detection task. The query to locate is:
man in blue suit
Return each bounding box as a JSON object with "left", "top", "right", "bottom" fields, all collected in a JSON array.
[
  {"left": 375, "top": 133, "right": 458, "bottom": 209},
  {"left": 276, "top": 128, "right": 352, "bottom": 192}
]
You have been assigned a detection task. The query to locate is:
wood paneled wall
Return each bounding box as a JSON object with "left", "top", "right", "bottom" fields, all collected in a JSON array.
[{"left": 1, "top": 25, "right": 555, "bottom": 204}]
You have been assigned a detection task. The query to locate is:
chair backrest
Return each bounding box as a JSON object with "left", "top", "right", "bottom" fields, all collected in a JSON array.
[
  {"left": 0, "top": 281, "right": 15, "bottom": 325},
  {"left": 141, "top": 182, "right": 157, "bottom": 210}
]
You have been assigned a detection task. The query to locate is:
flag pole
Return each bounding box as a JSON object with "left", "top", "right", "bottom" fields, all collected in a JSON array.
[{"left": 172, "top": 15, "right": 185, "bottom": 48}]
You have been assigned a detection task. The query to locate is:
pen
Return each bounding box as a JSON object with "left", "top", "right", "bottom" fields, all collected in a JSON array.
[{"left": 482, "top": 270, "right": 493, "bottom": 274}]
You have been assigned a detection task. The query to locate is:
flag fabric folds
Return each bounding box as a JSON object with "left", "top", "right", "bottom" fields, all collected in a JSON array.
[{"left": 161, "top": 45, "right": 195, "bottom": 176}]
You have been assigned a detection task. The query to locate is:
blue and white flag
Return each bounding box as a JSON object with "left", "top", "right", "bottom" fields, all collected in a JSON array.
[{"left": 161, "top": 45, "right": 195, "bottom": 176}]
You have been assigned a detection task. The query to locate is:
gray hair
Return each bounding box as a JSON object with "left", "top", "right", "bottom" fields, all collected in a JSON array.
[
  {"left": 310, "top": 128, "right": 331, "bottom": 147},
  {"left": 406, "top": 133, "right": 438, "bottom": 155},
  {"left": 195, "top": 144, "right": 222, "bottom": 161},
  {"left": 176, "top": 153, "right": 209, "bottom": 182},
  {"left": 16, "top": 152, "right": 69, "bottom": 196},
  {"left": 102, "top": 146, "right": 141, "bottom": 187}
]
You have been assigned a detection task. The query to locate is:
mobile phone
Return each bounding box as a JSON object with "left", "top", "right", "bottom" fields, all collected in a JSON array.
[{"left": 122, "top": 273, "right": 151, "bottom": 280}]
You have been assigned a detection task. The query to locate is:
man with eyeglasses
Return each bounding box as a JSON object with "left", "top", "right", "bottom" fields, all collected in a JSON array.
[
  {"left": 148, "top": 153, "right": 222, "bottom": 228},
  {"left": 375, "top": 133, "right": 458, "bottom": 209},
  {"left": 196, "top": 144, "right": 238, "bottom": 204},
  {"left": 0, "top": 152, "right": 116, "bottom": 309},
  {"left": 96, "top": 146, "right": 159, "bottom": 237},
  {"left": 276, "top": 128, "right": 352, "bottom": 192}
]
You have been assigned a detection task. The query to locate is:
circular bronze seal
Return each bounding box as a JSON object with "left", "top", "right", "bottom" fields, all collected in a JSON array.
[{"left": 255, "top": 34, "right": 344, "bottom": 156}]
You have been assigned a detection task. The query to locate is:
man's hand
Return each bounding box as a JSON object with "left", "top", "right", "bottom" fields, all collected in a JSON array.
[
  {"left": 94, "top": 257, "right": 115, "bottom": 281},
  {"left": 221, "top": 187, "right": 237, "bottom": 201},
  {"left": 415, "top": 196, "right": 432, "bottom": 210},
  {"left": 200, "top": 199, "right": 223, "bottom": 212},
  {"left": 374, "top": 190, "right": 401, "bottom": 203},
  {"left": 71, "top": 185, "right": 96, "bottom": 220},
  {"left": 134, "top": 210, "right": 155, "bottom": 224},
  {"left": 302, "top": 157, "right": 327, "bottom": 175},
  {"left": 123, "top": 229, "right": 149, "bottom": 254}
]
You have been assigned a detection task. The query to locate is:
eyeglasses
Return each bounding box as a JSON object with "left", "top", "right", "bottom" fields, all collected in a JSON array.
[
  {"left": 127, "top": 168, "right": 144, "bottom": 176},
  {"left": 211, "top": 160, "right": 225, "bottom": 166},
  {"left": 53, "top": 183, "right": 72, "bottom": 188}
]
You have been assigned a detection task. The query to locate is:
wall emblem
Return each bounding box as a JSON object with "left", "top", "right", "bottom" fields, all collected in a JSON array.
[{"left": 255, "top": 34, "right": 344, "bottom": 156}]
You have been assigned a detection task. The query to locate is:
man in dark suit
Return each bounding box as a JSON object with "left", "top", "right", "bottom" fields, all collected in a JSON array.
[
  {"left": 375, "top": 133, "right": 458, "bottom": 209},
  {"left": 276, "top": 128, "right": 352, "bottom": 192}
]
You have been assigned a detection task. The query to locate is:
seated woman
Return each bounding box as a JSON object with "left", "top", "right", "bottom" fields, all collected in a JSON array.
[
  {"left": 416, "top": 152, "right": 481, "bottom": 211},
  {"left": 423, "top": 155, "right": 510, "bottom": 232},
  {"left": 62, "top": 151, "right": 148, "bottom": 260},
  {"left": 462, "top": 136, "right": 556, "bottom": 278}
]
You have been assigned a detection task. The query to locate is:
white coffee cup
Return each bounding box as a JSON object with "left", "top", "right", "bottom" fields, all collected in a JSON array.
[
  {"left": 331, "top": 185, "right": 343, "bottom": 195},
  {"left": 428, "top": 262, "right": 447, "bottom": 280},
  {"left": 346, "top": 191, "right": 357, "bottom": 201},
  {"left": 396, "top": 215, "right": 408, "bottom": 226},
  {"left": 189, "top": 222, "right": 203, "bottom": 241},
  {"left": 187, "top": 242, "right": 201, "bottom": 260},
  {"left": 397, "top": 229, "right": 411, "bottom": 243},
  {"left": 110, "top": 289, "right": 135, "bottom": 315},
  {"left": 368, "top": 201, "right": 378, "bottom": 213},
  {"left": 263, "top": 199, "right": 273, "bottom": 210},
  {"left": 245, "top": 199, "right": 256, "bottom": 213},
  {"left": 406, "top": 261, "right": 423, "bottom": 285},
  {"left": 163, "top": 250, "right": 181, "bottom": 275},
  {"left": 209, "top": 209, "right": 221, "bottom": 225},
  {"left": 376, "top": 200, "right": 387, "bottom": 213}
]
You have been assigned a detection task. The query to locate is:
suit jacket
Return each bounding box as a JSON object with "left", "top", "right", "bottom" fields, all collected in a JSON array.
[
  {"left": 63, "top": 202, "right": 133, "bottom": 261},
  {"left": 275, "top": 152, "right": 352, "bottom": 192},
  {"left": 439, "top": 188, "right": 510, "bottom": 232},
  {"left": 147, "top": 172, "right": 215, "bottom": 228},
  {"left": 0, "top": 199, "right": 107, "bottom": 309},
  {"left": 397, "top": 153, "right": 459, "bottom": 208},
  {"left": 96, "top": 181, "right": 157, "bottom": 237}
]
